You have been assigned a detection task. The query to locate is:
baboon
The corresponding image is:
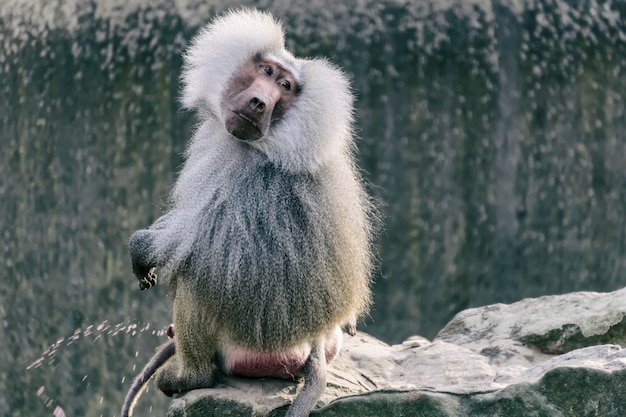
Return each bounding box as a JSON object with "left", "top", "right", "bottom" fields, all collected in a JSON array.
[{"left": 121, "top": 8, "right": 375, "bottom": 417}]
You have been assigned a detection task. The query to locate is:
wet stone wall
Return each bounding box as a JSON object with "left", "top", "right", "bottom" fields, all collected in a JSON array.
[{"left": 1, "top": 0, "right": 625, "bottom": 416}]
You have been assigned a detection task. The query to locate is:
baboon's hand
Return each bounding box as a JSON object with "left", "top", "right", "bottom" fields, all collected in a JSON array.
[
  {"left": 342, "top": 317, "right": 357, "bottom": 336},
  {"left": 138, "top": 267, "right": 158, "bottom": 290},
  {"left": 129, "top": 229, "right": 158, "bottom": 290}
]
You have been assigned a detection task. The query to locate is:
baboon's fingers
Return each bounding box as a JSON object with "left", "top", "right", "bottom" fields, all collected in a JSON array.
[
  {"left": 342, "top": 318, "right": 357, "bottom": 336},
  {"left": 138, "top": 268, "right": 158, "bottom": 290}
]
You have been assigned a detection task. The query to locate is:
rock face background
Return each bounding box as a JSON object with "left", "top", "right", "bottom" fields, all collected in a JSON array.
[
  {"left": 2, "top": 0, "right": 626, "bottom": 416},
  {"left": 170, "top": 288, "right": 626, "bottom": 416}
]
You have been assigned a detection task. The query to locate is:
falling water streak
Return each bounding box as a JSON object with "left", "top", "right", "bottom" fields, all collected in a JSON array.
[
  {"left": 26, "top": 320, "right": 168, "bottom": 370},
  {"left": 53, "top": 406, "right": 66, "bottom": 417},
  {"left": 25, "top": 319, "right": 170, "bottom": 415}
]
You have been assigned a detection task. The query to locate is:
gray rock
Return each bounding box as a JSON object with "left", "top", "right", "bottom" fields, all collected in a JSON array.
[
  {"left": 168, "top": 288, "right": 626, "bottom": 416},
  {"left": 437, "top": 287, "right": 626, "bottom": 366}
]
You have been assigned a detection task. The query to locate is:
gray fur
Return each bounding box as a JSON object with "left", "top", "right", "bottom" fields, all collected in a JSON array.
[{"left": 123, "top": 8, "right": 375, "bottom": 417}]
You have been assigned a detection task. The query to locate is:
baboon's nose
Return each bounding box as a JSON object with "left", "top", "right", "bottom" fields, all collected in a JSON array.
[{"left": 250, "top": 97, "right": 266, "bottom": 113}]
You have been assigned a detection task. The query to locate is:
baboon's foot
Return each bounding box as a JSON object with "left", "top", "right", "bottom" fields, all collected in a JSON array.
[{"left": 155, "top": 358, "right": 215, "bottom": 397}]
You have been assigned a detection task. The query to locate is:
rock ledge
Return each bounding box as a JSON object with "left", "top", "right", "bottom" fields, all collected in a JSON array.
[{"left": 169, "top": 288, "right": 626, "bottom": 416}]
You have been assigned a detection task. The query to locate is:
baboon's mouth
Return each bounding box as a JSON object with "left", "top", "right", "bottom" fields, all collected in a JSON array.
[
  {"left": 227, "top": 111, "right": 263, "bottom": 142},
  {"left": 234, "top": 111, "right": 261, "bottom": 131}
]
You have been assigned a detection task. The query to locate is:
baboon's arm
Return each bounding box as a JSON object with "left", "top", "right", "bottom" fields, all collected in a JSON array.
[{"left": 128, "top": 211, "right": 182, "bottom": 288}]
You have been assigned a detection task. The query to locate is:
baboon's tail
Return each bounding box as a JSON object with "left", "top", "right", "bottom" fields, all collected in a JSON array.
[
  {"left": 285, "top": 339, "right": 327, "bottom": 417},
  {"left": 121, "top": 340, "right": 176, "bottom": 417}
]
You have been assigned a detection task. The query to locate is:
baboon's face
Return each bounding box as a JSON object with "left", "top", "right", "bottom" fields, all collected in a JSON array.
[{"left": 222, "top": 54, "right": 299, "bottom": 142}]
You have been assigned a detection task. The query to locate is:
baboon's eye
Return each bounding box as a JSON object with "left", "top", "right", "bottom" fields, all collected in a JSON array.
[
  {"left": 262, "top": 65, "right": 273, "bottom": 76},
  {"left": 280, "top": 80, "right": 291, "bottom": 91}
]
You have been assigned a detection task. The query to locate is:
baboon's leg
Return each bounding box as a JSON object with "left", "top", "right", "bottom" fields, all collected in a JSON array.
[{"left": 156, "top": 291, "right": 217, "bottom": 396}]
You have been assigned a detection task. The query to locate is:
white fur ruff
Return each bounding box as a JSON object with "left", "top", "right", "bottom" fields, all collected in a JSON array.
[{"left": 181, "top": 8, "right": 355, "bottom": 174}]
